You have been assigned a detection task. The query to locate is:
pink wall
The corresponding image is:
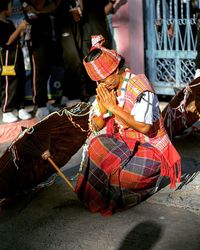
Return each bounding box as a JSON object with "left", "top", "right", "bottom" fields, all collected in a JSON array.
[
  {"left": 112, "top": 1, "right": 130, "bottom": 66},
  {"left": 112, "top": 0, "right": 144, "bottom": 74}
]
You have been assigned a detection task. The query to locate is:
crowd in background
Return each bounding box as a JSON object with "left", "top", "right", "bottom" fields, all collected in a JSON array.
[
  {"left": 3, "top": 0, "right": 200, "bottom": 124},
  {"left": 0, "top": 0, "right": 117, "bottom": 123}
]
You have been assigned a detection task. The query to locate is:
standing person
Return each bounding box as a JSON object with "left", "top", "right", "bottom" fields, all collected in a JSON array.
[
  {"left": 55, "top": 0, "right": 84, "bottom": 105},
  {"left": 81, "top": 0, "right": 115, "bottom": 56},
  {"left": 55, "top": 0, "right": 115, "bottom": 106},
  {"left": 0, "top": 0, "right": 32, "bottom": 123},
  {"left": 75, "top": 36, "right": 181, "bottom": 216},
  {"left": 81, "top": 0, "right": 116, "bottom": 98},
  {"left": 22, "top": 0, "right": 58, "bottom": 120}
]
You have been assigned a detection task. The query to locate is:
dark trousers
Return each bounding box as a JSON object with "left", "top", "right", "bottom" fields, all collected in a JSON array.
[
  {"left": 61, "top": 21, "right": 96, "bottom": 100},
  {"left": 31, "top": 40, "right": 52, "bottom": 108},
  {"left": 0, "top": 49, "right": 26, "bottom": 113},
  {"left": 61, "top": 22, "right": 83, "bottom": 100}
]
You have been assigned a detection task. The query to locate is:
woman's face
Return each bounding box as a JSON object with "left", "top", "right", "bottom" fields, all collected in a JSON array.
[{"left": 99, "top": 70, "right": 120, "bottom": 91}]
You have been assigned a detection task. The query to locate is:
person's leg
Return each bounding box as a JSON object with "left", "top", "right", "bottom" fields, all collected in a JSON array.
[
  {"left": 32, "top": 42, "right": 51, "bottom": 120},
  {"left": 75, "top": 135, "right": 133, "bottom": 215},
  {"left": 75, "top": 135, "right": 161, "bottom": 215},
  {"left": 61, "top": 27, "right": 83, "bottom": 101},
  {"left": 32, "top": 44, "right": 49, "bottom": 108},
  {"left": 15, "top": 49, "right": 32, "bottom": 120},
  {"left": 1, "top": 75, "right": 18, "bottom": 123}
]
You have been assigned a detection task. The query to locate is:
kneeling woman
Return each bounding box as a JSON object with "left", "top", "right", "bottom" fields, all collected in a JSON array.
[{"left": 75, "top": 36, "right": 181, "bottom": 216}]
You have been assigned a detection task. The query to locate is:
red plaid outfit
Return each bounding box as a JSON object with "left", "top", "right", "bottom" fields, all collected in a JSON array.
[{"left": 75, "top": 72, "right": 181, "bottom": 216}]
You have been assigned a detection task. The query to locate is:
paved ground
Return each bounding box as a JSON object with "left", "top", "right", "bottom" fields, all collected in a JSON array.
[{"left": 0, "top": 100, "right": 200, "bottom": 250}]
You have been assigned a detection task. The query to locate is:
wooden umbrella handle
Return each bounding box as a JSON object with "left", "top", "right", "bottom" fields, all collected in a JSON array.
[
  {"left": 47, "top": 157, "right": 75, "bottom": 191},
  {"left": 41, "top": 150, "right": 75, "bottom": 191}
]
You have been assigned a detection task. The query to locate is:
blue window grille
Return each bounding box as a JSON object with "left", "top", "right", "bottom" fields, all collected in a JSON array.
[{"left": 145, "top": 0, "right": 200, "bottom": 95}]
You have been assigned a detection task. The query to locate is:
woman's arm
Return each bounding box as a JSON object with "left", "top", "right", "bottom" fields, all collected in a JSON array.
[
  {"left": 97, "top": 84, "right": 152, "bottom": 134},
  {"left": 104, "top": 0, "right": 116, "bottom": 15},
  {"left": 89, "top": 97, "right": 107, "bottom": 132},
  {"left": 6, "top": 20, "right": 29, "bottom": 45},
  {"left": 90, "top": 115, "right": 106, "bottom": 132},
  {"left": 111, "top": 105, "right": 152, "bottom": 134}
]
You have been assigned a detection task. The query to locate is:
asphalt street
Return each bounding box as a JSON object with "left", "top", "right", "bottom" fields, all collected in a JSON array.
[{"left": 0, "top": 101, "right": 199, "bottom": 250}]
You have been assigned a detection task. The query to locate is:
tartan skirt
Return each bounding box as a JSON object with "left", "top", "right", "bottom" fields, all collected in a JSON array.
[{"left": 75, "top": 134, "right": 161, "bottom": 216}]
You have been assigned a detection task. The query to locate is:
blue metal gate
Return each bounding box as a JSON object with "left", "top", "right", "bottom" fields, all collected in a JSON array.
[{"left": 145, "top": 0, "right": 200, "bottom": 95}]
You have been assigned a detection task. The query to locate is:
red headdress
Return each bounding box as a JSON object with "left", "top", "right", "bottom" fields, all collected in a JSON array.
[{"left": 83, "top": 35, "right": 122, "bottom": 81}]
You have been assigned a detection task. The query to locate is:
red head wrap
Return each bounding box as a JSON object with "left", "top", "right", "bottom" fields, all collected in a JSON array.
[{"left": 83, "top": 35, "right": 122, "bottom": 81}]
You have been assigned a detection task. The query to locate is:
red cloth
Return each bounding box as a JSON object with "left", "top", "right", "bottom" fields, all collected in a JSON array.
[
  {"left": 83, "top": 35, "right": 121, "bottom": 81},
  {"left": 106, "top": 73, "right": 182, "bottom": 189},
  {"left": 0, "top": 118, "right": 38, "bottom": 144},
  {"left": 75, "top": 134, "right": 161, "bottom": 216}
]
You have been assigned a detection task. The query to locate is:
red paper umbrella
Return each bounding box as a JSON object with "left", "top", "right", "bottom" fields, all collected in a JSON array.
[
  {"left": 0, "top": 102, "right": 91, "bottom": 198},
  {"left": 162, "top": 76, "right": 200, "bottom": 139}
]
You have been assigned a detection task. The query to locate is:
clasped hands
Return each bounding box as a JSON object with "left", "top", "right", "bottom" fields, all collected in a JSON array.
[{"left": 96, "top": 84, "right": 117, "bottom": 114}]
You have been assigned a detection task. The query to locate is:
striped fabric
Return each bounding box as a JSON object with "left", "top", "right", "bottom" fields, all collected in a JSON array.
[
  {"left": 111, "top": 73, "right": 181, "bottom": 187},
  {"left": 83, "top": 47, "right": 121, "bottom": 82},
  {"left": 75, "top": 134, "right": 161, "bottom": 216},
  {"left": 75, "top": 71, "right": 181, "bottom": 215}
]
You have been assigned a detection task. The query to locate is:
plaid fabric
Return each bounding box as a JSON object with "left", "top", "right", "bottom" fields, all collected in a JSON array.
[
  {"left": 83, "top": 47, "right": 121, "bottom": 81},
  {"left": 75, "top": 71, "right": 181, "bottom": 215},
  {"left": 123, "top": 74, "right": 154, "bottom": 113},
  {"left": 111, "top": 73, "right": 181, "bottom": 187},
  {"left": 75, "top": 134, "right": 161, "bottom": 216}
]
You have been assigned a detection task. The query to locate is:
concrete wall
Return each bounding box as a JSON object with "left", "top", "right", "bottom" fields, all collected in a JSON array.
[{"left": 112, "top": 0, "right": 144, "bottom": 74}]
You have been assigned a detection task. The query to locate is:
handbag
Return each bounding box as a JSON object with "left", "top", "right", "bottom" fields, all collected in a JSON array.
[
  {"left": 1, "top": 65, "right": 16, "bottom": 76},
  {"left": 0, "top": 45, "right": 18, "bottom": 76}
]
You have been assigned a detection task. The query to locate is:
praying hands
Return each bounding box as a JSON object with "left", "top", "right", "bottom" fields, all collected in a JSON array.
[{"left": 96, "top": 84, "right": 117, "bottom": 113}]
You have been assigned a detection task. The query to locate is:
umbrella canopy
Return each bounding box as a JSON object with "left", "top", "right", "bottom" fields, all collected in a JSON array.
[
  {"left": 162, "top": 76, "right": 200, "bottom": 139},
  {"left": 0, "top": 102, "right": 91, "bottom": 198}
]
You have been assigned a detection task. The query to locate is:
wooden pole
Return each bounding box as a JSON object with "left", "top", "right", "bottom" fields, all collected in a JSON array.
[
  {"left": 47, "top": 157, "right": 75, "bottom": 191},
  {"left": 42, "top": 150, "right": 75, "bottom": 191}
]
